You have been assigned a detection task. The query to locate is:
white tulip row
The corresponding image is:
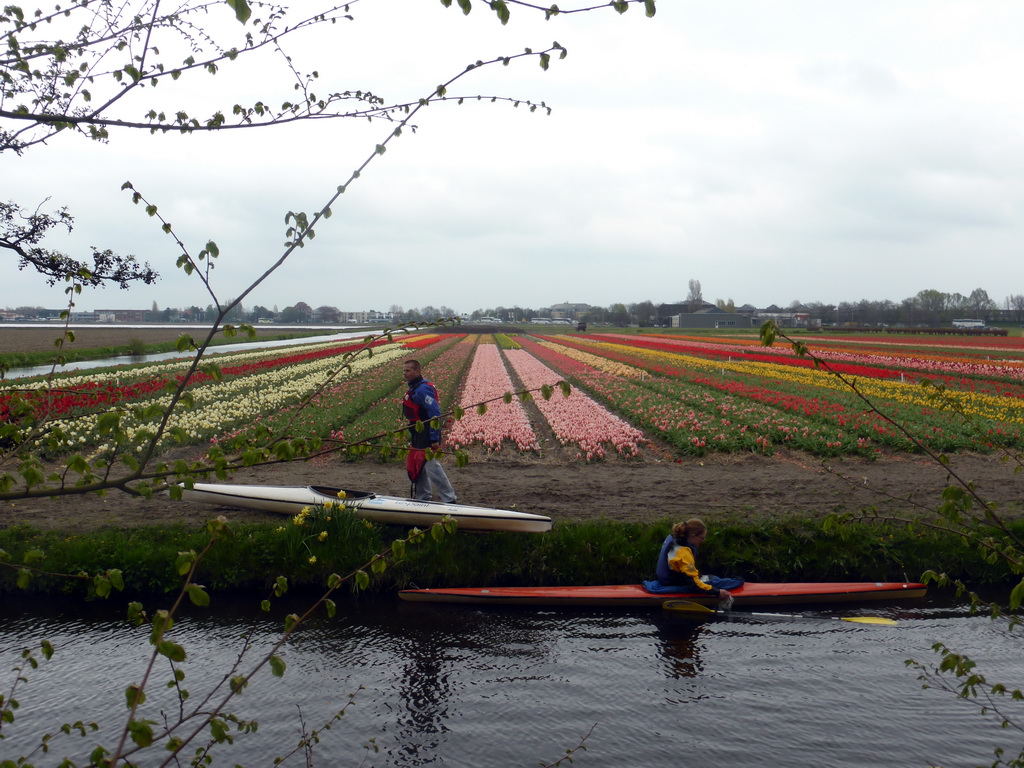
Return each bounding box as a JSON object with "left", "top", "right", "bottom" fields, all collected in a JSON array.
[
  {"left": 49, "top": 343, "right": 409, "bottom": 452},
  {"left": 4, "top": 337, "right": 367, "bottom": 391}
]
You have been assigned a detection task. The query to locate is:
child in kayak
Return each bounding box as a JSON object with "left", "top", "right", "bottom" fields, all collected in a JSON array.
[{"left": 655, "top": 518, "right": 738, "bottom": 600}]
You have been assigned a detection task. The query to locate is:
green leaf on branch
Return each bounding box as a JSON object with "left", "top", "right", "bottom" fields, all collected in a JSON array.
[
  {"left": 175, "top": 550, "right": 197, "bottom": 576},
  {"left": 225, "top": 0, "right": 252, "bottom": 24},
  {"left": 186, "top": 584, "right": 210, "bottom": 607},
  {"left": 1010, "top": 577, "right": 1024, "bottom": 610},
  {"left": 492, "top": 0, "right": 510, "bottom": 24},
  {"left": 270, "top": 655, "right": 286, "bottom": 677},
  {"left": 157, "top": 641, "right": 186, "bottom": 662},
  {"left": 23, "top": 548, "right": 45, "bottom": 565},
  {"left": 125, "top": 684, "right": 146, "bottom": 709},
  {"left": 431, "top": 520, "right": 448, "bottom": 542},
  {"left": 209, "top": 717, "right": 230, "bottom": 743},
  {"left": 107, "top": 569, "right": 125, "bottom": 592},
  {"left": 94, "top": 575, "right": 112, "bottom": 598},
  {"left": 128, "top": 719, "right": 155, "bottom": 748}
]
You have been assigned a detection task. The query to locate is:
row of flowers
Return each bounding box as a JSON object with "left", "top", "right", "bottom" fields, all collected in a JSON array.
[
  {"left": 503, "top": 348, "right": 648, "bottom": 459},
  {"left": 1, "top": 335, "right": 409, "bottom": 423},
  {"left": 599, "top": 333, "right": 1024, "bottom": 388},
  {"left": 447, "top": 344, "right": 540, "bottom": 453},
  {"left": 532, "top": 335, "right": 1022, "bottom": 455},
  {"left": 48, "top": 343, "right": 414, "bottom": 454},
  {"left": 579, "top": 337, "right": 1024, "bottom": 428}
]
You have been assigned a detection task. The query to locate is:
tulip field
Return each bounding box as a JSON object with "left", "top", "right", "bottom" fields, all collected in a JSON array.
[{"left": 4, "top": 327, "right": 1024, "bottom": 463}]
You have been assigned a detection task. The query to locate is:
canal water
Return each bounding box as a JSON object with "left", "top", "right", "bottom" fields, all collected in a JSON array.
[
  {"left": 3, "top": 326, "right": 373, "bottom": 380},
  {"left": 1, "top": 592, "right": 1020, "bottom": 767}
]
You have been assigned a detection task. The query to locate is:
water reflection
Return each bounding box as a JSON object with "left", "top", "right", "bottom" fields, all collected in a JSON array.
[
  {"left": 1, "top": 594, "right": 1020, "bottom": 768},
  {"left": 648, "top": 613, "right": 707, "bottom": 679}
]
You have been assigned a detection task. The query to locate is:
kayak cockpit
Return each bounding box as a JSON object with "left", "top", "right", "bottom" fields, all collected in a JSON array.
[{"left": 309, "top": 486, "right": 376, "bottom": 501}]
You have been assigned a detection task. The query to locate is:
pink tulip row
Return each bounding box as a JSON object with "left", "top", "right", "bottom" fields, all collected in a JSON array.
[
  {"left": 504, "top": 348, "right": 648, "bottom": 459},
  {"left": 448, "top": 344, "right": 540, "bottom": 453}
]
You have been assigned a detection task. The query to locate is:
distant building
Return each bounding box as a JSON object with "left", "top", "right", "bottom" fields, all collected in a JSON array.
[
  {"left": 549, "top": 302, "right": 591, "bottom": 320},
  {"left": 657, "top": 301, "right": 756, "bottom": 328},
  {"left": 753, "top": 311, "right": 819, "bottom": 329},
  {"left": 339, "top": 310, "right": 395, "bottom": 324},
  {"left": 95, "top": 309, "right": 147, "bottom": 322}
]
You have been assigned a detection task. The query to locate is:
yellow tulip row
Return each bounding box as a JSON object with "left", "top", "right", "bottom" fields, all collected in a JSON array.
[
  {"left": 534, "top": 340, "right": 644, "bottom": 378},
  {"left": 582, "top": 340, "right": 1024, "bottom": 427}
]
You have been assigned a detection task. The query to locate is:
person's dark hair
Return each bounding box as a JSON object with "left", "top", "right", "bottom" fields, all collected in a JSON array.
[
  {"left": 672, "top": 518, "right": 707, "bottom": 544},
  {"left": 405, "top": 359, "right": 422, "bottom": 371}
]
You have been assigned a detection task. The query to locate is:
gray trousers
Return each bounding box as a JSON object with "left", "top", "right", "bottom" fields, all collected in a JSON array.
[{"left": 414, "top": 459, "right": 457, "bottom": 504}]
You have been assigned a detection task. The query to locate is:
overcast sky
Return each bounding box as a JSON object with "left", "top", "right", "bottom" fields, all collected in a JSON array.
[{"left": 7, "top": 0, "right": 1024, "bottom": 315}]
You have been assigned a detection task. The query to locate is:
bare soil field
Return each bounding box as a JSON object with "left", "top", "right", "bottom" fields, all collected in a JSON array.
[
  {"left": 1, "top": 326, "right": 1020, "bottom": 534},
  {"left": 2, "top": 448, "right": 1020, "bottom": 533}
]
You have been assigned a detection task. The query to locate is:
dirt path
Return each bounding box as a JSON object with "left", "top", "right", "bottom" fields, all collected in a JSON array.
[{"left": 2, "top": 449, "right": 1020, "bottom": 533}]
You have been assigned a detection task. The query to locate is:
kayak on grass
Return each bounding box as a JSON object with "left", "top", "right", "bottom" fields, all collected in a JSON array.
[
  {"left": 177, "top": 482, "right": 552, "bottom": 533},
  {"left": 398, "top": 581, "right": 927, "bottom": 608}
]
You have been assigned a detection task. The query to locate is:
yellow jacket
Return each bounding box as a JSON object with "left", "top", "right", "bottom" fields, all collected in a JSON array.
[{"left": 666, "top": 543, "right": 713, "bottom": 592}]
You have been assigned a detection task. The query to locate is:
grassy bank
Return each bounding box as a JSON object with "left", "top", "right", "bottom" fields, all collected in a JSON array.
[{"left": 1, "top": 512, "right": 1017, "bottom": 598}]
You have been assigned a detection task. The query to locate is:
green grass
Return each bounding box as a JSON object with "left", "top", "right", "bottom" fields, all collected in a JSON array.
[{"left": 2, "top": 513, "right": 1018, "bottom": 598}]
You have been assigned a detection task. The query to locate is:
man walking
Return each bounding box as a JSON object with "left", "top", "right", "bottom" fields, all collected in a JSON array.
[{"left": 401, "top": 359, "right": 457, "bottom": 504}]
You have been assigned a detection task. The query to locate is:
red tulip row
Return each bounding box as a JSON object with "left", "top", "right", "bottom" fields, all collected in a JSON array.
[{"left": 2, "top": 337, "right": 396, "bottom": 421}]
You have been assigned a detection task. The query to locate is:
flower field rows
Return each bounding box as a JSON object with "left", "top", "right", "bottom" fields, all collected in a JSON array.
[
  {"left": 6, "top": 329, "right": 1024, "bottom": 463},
  {"left": 530, "top": 332, "right": 1024, "bottom": 456}
]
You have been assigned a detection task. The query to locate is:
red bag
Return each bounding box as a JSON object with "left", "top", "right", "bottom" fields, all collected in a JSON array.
[{"left": 406, "top": 449, "right": 426, "bottom": 483}]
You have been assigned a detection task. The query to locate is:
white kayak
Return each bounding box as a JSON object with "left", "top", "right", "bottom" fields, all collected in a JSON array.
[{"left": 178, "top": 482, "right": 552, "bottom": 533}]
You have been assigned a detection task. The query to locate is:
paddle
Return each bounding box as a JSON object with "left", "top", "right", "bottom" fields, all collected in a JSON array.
[{"left": 661, "top": 599, "right": 898, "bottom": 625}]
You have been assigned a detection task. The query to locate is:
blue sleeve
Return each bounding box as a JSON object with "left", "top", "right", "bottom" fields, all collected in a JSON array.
[{"left": 415, "top": 383, "right": 443, "bottom": 443}]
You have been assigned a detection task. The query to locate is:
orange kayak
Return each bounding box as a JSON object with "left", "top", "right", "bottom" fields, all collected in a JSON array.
[{"left": 398, "top": 581, "right": 927, "bottom": 608}]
